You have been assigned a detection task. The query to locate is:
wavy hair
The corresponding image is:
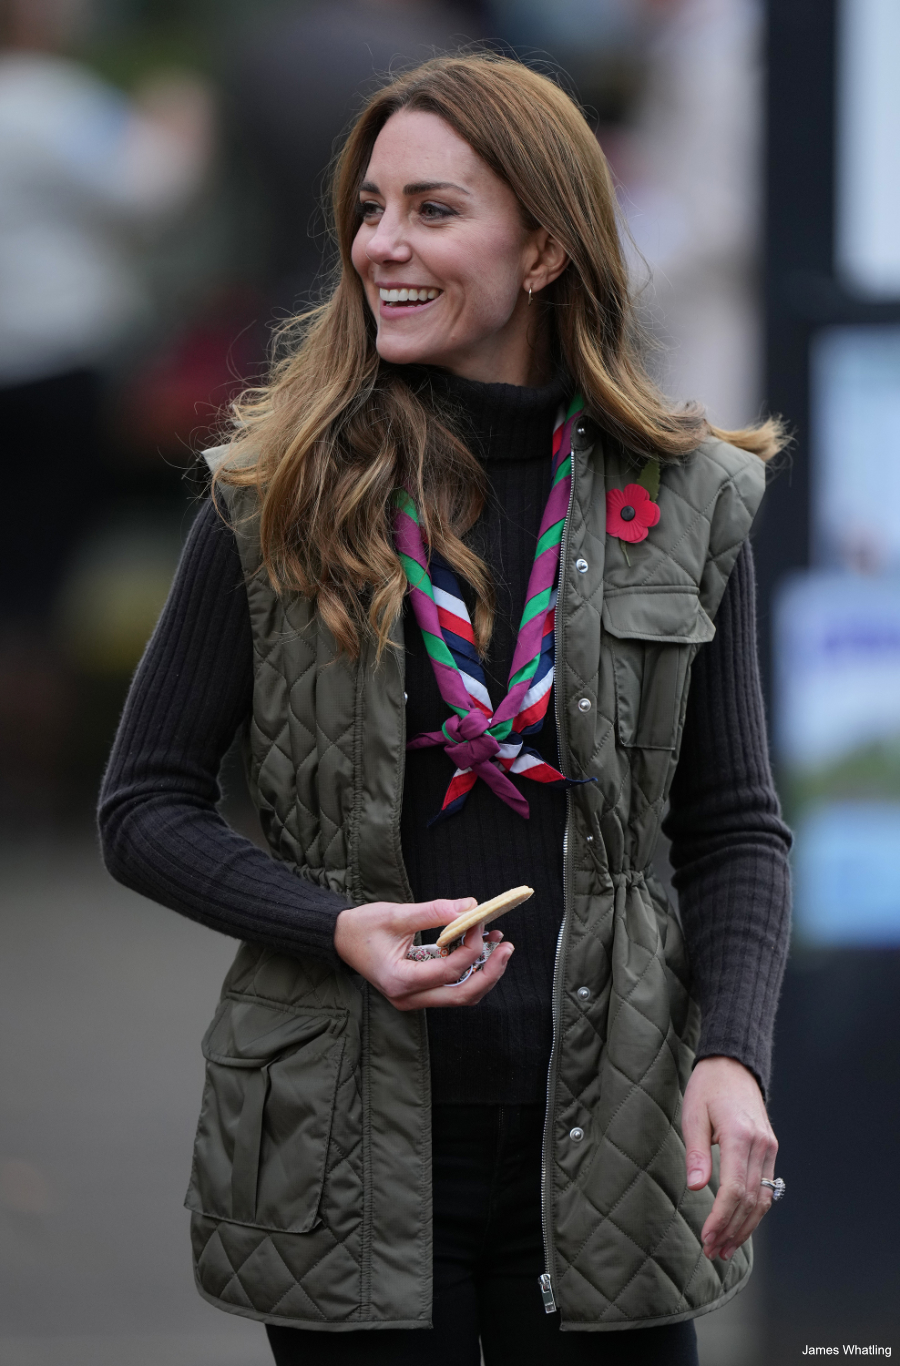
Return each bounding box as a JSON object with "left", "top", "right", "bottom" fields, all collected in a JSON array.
[{"left": 219, "top": 52, "right": 784, "bottom": 658}]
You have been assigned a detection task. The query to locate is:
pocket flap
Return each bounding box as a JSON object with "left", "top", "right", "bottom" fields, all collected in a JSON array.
[
  {"left": 602, "top": 588, "right": 715, "bottom": 644},
  {"left": 202, "top": 996, "right": 341, "bottom": 1067}
]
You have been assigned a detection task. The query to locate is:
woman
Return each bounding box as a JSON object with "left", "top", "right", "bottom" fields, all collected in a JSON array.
[{"left": 99, "top": 53, "right": 791, "bottom": 1366}]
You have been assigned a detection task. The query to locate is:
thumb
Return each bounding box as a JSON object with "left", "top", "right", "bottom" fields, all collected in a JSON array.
[
  {"left": 682, "top": 1093, "right": 713, "bottom": 1191},
  {"left": 400, "top": 897, "right": 477, "bottom": 934}
]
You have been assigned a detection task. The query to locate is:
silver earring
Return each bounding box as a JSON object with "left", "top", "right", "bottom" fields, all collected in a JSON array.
[{"left": 528, "top": 286, "right": 533, "bottom": 306}]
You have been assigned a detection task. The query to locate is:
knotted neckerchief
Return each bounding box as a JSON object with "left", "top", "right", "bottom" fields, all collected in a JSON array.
[{"left": 393, "top": 394, "right": 590, "bottom": 822}]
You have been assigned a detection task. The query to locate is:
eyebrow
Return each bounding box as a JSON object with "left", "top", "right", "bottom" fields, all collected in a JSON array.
[{"left": 359, "top": 179, "right": 472, "bottom": 197}]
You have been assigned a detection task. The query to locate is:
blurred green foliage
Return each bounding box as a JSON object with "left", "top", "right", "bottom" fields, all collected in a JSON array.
[
  {"left": 80, "top": 0, "right": 313, "bottom": 86},
  {"left": 784, "top": 738, "right": 900, "bottom": 820}
]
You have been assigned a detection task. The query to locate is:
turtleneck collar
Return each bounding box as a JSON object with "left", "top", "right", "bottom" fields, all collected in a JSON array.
[{"left": 406, "top": 366, "right": 570, "bottom": 464}]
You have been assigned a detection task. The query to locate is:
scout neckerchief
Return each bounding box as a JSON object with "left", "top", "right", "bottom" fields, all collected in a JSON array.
[{"left": 393, "top": 394, "right": 589, "bottom": 823}]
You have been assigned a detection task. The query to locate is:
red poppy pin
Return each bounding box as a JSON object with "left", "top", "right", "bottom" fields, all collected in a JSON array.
[{"left": 606, "top": 461, "right": 661, "bottom": 563}]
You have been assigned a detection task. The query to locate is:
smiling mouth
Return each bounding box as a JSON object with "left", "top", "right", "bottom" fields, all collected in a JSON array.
[{"left": 379, "top": 287, "right": 441, "bottom": 306}]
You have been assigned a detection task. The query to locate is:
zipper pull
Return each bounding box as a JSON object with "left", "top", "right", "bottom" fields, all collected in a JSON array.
[{"left": 539, "top": 1272, "right": 557, "bottom": 1314}]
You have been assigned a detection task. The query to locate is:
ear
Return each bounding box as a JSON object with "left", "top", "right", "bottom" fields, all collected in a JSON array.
[{"left": 524, "top": 229, "right": 569, "bottom": 296}]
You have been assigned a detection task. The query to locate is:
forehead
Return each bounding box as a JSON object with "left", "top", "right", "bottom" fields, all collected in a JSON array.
[{"left": 364, "top": 109, "right": 490, "bottom": 187}]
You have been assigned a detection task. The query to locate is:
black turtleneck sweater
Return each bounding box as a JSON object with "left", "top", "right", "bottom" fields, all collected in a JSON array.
[{"left": 99, "top": 374, "right": 792, "bottom": 1100}]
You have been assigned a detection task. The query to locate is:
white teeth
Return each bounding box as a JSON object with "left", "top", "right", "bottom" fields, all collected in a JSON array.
[{"left": 378, "top": 286, "right": 441, "bottom": 304}]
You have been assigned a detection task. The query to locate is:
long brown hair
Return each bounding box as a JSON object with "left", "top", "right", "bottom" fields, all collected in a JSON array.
[{"left": 219, "top": 52, "right": 784, "bottom": 658}]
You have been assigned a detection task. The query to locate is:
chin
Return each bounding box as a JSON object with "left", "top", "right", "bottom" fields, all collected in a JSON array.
[{"left": 375, "top": 335, "right": 439, "bottom": 368}]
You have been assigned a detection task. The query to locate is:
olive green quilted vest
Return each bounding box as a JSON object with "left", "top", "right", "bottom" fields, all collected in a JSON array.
[{"left": 186, "top": 424, "right": 765, "bottom": 1334}]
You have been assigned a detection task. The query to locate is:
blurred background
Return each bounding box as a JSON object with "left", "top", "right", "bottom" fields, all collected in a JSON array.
[{"left": 0, "top": 0, "right": 897, "bottom": 1362}]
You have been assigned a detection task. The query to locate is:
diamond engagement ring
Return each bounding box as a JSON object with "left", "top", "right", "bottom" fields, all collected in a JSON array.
[{"left": 760, "top": 1177, "right": 785, "bottom": 1200}]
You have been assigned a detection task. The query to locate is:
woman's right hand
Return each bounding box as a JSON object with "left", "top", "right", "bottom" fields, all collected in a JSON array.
[{"left": 334, "top": 898, "right": 514, "bottom": 1010}]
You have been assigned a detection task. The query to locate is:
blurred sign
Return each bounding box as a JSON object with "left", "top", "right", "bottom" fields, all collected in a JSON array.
[
  {"left": 794, "top": 4, "right": 900, "bottom": 943},
  {"left": 837, "top": 0, "right": 900, "bottom": 298},
  {"left": 793, "top": 802, "right": 900, "bottom": 945},
  {"left": 811, "top": 325, "right": 900, "bottom": 574},
  {"left": 775, "top": 573, "right": 900, "bottom": 944}
]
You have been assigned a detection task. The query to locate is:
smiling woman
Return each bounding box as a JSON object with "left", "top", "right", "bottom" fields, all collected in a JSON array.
[
  {"left": 99, "top": 50, "right": 793, "bottom": 1366},
  {"left": 350, "top": 110, "right": 568, "bottom": 383},
  {"left": 219, "top": 53, "right": 783, "bottom": 662}
]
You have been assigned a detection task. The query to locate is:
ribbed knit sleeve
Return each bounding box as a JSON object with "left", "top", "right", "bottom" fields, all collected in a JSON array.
[
  {"left": 664, "top": 542, "right": 792, "bottom": 1097},
  {"left": 97, "top": 499, "right": 352, "bottom": 961}
]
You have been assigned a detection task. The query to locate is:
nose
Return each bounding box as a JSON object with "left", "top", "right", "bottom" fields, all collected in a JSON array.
[{"left": 365, "top": 210, "right": 412, "bottom": 266}]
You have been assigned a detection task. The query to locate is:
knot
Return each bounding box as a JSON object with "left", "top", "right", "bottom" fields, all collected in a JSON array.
[{"left": 443, "top": 709, "right": 500, "bottom": 770}]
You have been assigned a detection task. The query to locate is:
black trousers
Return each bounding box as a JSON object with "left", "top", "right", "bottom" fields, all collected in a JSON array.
[{"left": 267, "top": 1104, "right": 699, "bottom": 1366}]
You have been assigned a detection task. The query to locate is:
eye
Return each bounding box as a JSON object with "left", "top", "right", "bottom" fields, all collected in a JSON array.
[
  {"left": 357, "top": 199, "right": 382, "bottom": 221},
  {"left": 419, "top": 201, "right": 456, "bottom": 222}
]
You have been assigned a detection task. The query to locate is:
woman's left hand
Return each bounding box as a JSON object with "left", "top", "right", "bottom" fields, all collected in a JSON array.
[{"left": 681, "top": 1055, "right": 779, "bottom": 1262}]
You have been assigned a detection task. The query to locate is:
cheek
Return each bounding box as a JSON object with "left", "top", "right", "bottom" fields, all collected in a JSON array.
[
  {"left": 350, "top": 228, "right": 370, "bottom": 282},
  {"left": 457, "top": 246, "right": 523, "bottom": 325}
]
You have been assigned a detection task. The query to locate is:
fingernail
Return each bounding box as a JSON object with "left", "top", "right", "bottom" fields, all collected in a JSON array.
[{"left": 688, "top": 1168, "right": 703, "bottom": 1184}]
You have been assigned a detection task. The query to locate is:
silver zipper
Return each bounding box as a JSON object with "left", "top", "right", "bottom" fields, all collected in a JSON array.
[{"left": 538, "top": 420, "right": 580, "bottom": 1314}]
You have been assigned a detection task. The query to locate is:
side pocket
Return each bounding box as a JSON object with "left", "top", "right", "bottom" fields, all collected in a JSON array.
[{"left": 186, "top": 995, "right": 346, "bottom": 1234}]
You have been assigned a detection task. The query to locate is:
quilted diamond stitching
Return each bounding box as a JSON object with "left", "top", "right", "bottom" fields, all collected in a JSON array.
[
  {"left": 262, "top": 1234, "right": 345, "bottom": 1319},
  {"left": 199, "top": 440, "right": 760, "bottom": 1328},
  {"left": 547, "top": 436, "right": 759, "bottom": 1324},
  {"left": 555, "top": 1046, "right": 702, "bottom": 1315}
]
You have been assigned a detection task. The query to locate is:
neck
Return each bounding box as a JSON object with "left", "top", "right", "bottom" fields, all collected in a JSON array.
[{"left": 413, "top": 366, "right": 568, "bottom": 466}]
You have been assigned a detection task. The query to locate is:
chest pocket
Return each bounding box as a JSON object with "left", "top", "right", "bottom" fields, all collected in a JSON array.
[
  {"left": 601, "top": 589, "right": 715, "bottom": 751},
  {"left": 186, "top": 995, "right": 346, "bottom": 1234}
]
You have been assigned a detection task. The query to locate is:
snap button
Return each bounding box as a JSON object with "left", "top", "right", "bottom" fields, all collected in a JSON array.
[
  {"left": 404, "top": 692, "right": 408, "bottom": 702},
  {"left": 571, "top": 418, "right": 597, "bottom": 453},
  {"left": 586, "top": 835, "right": 593, "bottom": 843},
  {"left": 575, "top": 557, "right": 588, "bottom": 574},
  {"left": 577, "top": 697, "right": 591, "bottom": 713},
  {"left": 576, "top": 987, "right": 591, "bottom": 1002},
  {"left": 569, "top": 1127, "right": 585, "bottom": 1142}
]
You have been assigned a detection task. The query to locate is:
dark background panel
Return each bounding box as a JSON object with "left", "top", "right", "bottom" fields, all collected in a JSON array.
[{"left": 761, "top": 1, "right": 900, "bottom": 1357}]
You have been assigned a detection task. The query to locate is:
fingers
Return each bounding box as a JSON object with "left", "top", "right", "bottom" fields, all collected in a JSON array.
[
  {"left": 683, "top": 1057, "right": 780, "bottom": 1263},
  {"left": 700, "top": 1130, "right": 753, "bottom": 1259},
  {"left": 389, "top": 933, "right": 486, "bottom": 996},
  {"left": 715, "top": 1130, "right": 778, "bottom": 1261},
  {"left": 393, "top": 939, "right": 515, "bottom": 1010},
  {"left": 380, "top": 921, "right": 492, "bottom": 1001},
  {"left": 338, "top": 897, "right": 506, "bottom": 1002},
  {"left": 701, "top": 1124, "right": 778, "bottom": 1262},
  {"left": 726, "top": 1127, "right": 777, "bottom": 1252},
  {"left": 398, "top": 951, "right": 513, "bottom": 1009},
  {"left": 400, "top": 940, "right": 512, "bottom": 1008}
]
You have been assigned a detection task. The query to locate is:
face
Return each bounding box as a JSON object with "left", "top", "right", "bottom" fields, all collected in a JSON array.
[{"left": 350, "top": 109, "right": 566, "bottom": 386}]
